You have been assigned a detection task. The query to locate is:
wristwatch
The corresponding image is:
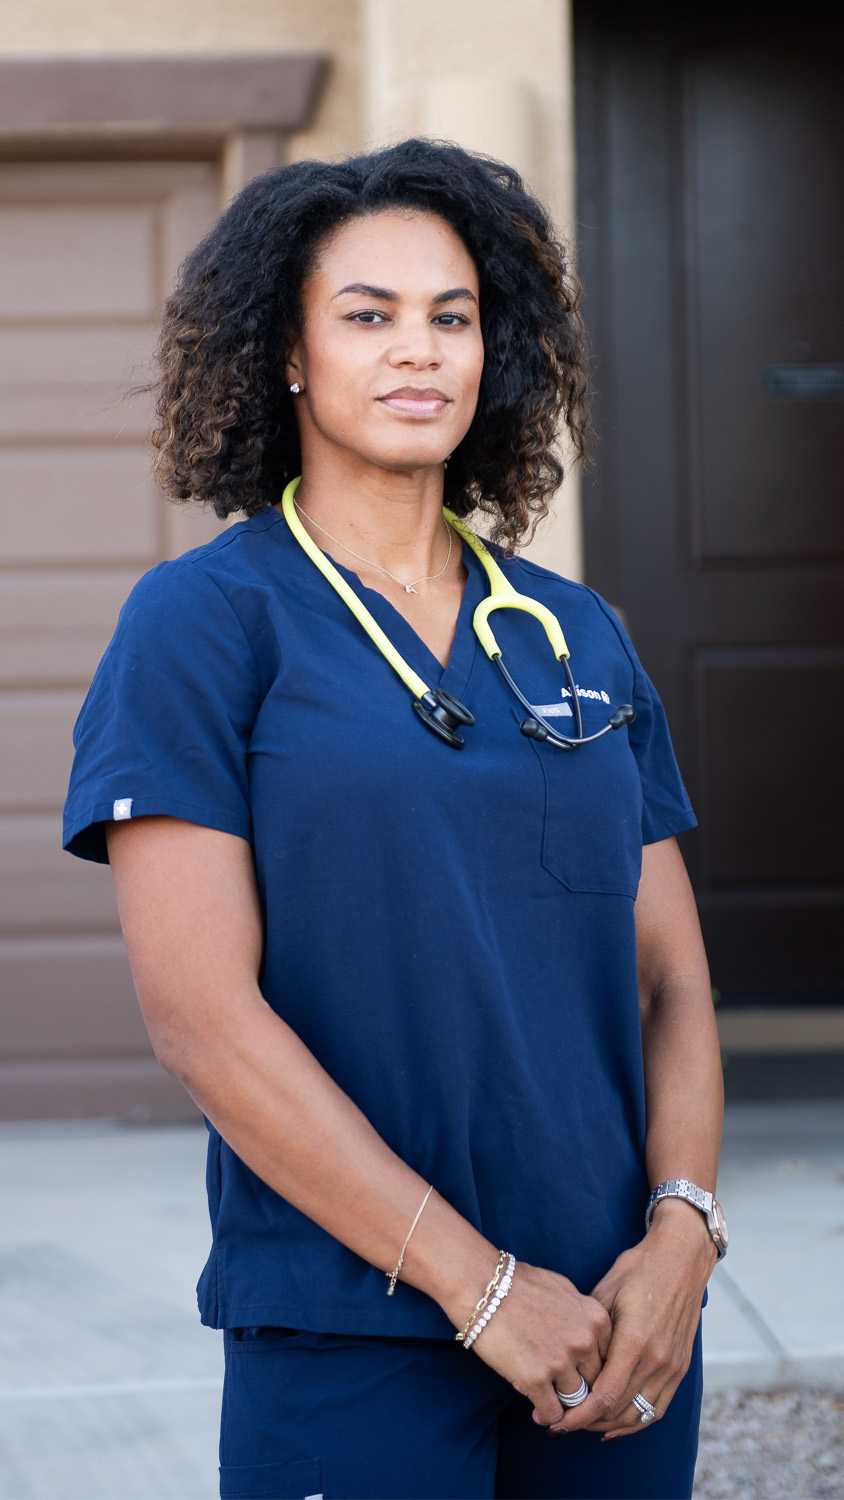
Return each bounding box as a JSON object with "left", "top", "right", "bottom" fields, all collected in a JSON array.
[{"left": 645, "top": 1179, "right": 729, "bottom": 1260}]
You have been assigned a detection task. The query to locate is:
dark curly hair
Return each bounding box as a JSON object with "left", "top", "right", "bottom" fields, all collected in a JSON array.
[{"left": 149, "top": 138, "right": 592, "bottom": 552}]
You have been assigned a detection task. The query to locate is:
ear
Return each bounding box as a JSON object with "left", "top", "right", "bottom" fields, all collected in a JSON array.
[{"left": 284, "top": 329, "right": 305, "bottom": 391}]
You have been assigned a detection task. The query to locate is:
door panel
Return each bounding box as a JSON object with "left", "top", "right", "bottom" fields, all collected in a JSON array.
[
  {"left": 0, "top": 160, "right": 221, "bottom": 1119},
  {"left": 0, "top": 572, "right": 138, "bottom": 684},
  {"left": 1, "top": 937, "right": 147, "bottom": 1059},
  {"left": 0, "top": 816, "right": 119, "bottom": 933},
  {"left": 0, "top": 448, "right": 160, "bottom": 562},
  {"left": 686, "top": 37, "right": 844, "bottom": 564},
  {"left": 0, "top": 203, "right": 156, "bottom": 317},
  {"left": 695, "top": 648, "right": 844, "bottom": 886},
  {"left": 574, "top": 8, "right": 844, "bottom": 994}
]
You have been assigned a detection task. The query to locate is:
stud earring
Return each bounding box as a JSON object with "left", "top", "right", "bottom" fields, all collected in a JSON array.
[{"left": 289, "top": 382, "right": 302, "bottom": 394}]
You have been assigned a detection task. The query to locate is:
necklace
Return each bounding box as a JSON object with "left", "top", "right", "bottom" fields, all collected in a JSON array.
[{"left": 294, "top": 499, "right": 453, "bottom": 594}]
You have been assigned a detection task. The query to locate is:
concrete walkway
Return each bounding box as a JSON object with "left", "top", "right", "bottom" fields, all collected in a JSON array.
[{"left": 0, "top": 1101, "right": 842, "bottom": 1500}]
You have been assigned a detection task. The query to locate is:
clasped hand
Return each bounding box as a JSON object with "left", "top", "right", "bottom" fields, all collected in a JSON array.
[{"left": 472, "top": 1212, "right": 715, "bottom": 1439}]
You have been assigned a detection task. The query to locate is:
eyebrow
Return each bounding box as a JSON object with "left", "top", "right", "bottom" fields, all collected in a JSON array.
[{"left": 333, "top": 282, "right": 478, "bottom": 306}]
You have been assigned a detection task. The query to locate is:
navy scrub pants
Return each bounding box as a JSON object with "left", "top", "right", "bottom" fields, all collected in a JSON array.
[{"left": 219, "top": 1321, "right": 703, "bottom": 1500}]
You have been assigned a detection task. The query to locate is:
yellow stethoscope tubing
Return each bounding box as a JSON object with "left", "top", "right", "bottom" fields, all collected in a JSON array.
[
  {"left": 443, "top": 509, "right": 570, "bottom": 663},
  {"left": 281, "top": 476, "right": 431, "bottom": 701},
  {"left": 281, "top": 476, "right": 571, "bottom": 705}
]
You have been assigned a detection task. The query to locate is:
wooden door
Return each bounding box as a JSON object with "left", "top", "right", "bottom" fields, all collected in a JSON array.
[
  {"left": 0, "top": 161, "right": 221, "bottom": 1118},
  {"left": 574, "top": 9, "right": 844, "bottom": 995}
]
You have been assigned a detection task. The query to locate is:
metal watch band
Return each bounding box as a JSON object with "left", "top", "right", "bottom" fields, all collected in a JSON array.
[
  {"left": 645, "top": 1178, "right": 728, "bottom": 1260},
  {"left": 645, "top": 1178, "right": 712, "bottom": 1230}
]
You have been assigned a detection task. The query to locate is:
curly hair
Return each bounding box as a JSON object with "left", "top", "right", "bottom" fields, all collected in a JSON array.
[{"left": 149, "top": 138, "right": 592, "bottom": 552}]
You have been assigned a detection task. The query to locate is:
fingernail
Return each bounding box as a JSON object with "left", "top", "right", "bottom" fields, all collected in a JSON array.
[
  {"left": 548, "top": 1426, "right": 569, "bottom": 1436},
  {"left": 601, "top": 1434, "right": 622, "bottom": 1444}
]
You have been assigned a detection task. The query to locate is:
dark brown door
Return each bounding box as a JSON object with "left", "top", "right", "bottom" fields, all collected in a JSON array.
[{"left": 574, "top": 7, "right": 844, "bottom": 995}]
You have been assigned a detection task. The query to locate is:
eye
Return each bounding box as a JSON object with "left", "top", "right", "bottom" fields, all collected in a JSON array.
[
  {"left": 348, "top": 309, "right": 389, "bottom": 324},
  {"left": 434, "top": 312, "right": 470, "bottom": 327}
]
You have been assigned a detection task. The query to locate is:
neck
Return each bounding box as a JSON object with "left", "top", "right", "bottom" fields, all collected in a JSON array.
[{"left": 288, "top": 453, "right": 452, "bottom": 584}]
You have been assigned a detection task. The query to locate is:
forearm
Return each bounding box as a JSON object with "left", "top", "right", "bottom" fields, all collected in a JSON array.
[
  {"left": 158, "top": 983, "right": 498, "bottom": 1327},
  {"left": 634, "top": 836, "right": 724, "bottom": 1251},
  {"left": 640, "top": 975, "right": 723, "bottom": 1194},
  {"left": 169, "top": 986, "right": 616, "bottom": 1429},
  {"left": 565, "top": 955, "right": 724, "bottom": 1439},
  {"left": 107, "top": 816, "right": 498, "bottom": 1328}
]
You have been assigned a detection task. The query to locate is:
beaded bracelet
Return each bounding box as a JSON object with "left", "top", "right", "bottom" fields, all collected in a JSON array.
[{"left": 455, "top": 1251, "right": 516, "bottom": 1349}]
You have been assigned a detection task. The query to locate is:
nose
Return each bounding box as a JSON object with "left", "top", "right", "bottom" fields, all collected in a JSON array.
[{"left": 387, "top": 313, "right": 441, "bottom": 368}]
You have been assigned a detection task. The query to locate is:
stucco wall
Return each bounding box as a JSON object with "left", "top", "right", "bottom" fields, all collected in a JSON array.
[
  {"left": 0, "top": 0, "right": 580, "bottom": 574},
  {"left": 360, "top": 0, "right": 581, "bottom": 575}
]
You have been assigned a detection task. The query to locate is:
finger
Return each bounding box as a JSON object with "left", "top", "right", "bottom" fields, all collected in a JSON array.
[
  {"left": 599, "top": 1368, "right": 682, "bottom": 1440},
  {"left": 532, "top": 1368, "right": 590, "bottom": 1429},
  {"left": 601, "top": 1398, "right": 662, "bottom": 1441},
  {"left": 579, "top": 1351, "right": 606, "bottom": 1392},
  {"left": 549, "top": 1333, "right": 643, "bottom": 1434},
  {"left": 581, "top": 1294, "right": 614, "bottom": 1363},
  {"left": 595, "top": 1315, "right": 613, "bottom": 1364},
  {"left": 532, "top": 1381, "right": 575, "bottom": 1429},
  {"left": 579, "top": 1373, "right": 665, "bottom": 1436}
]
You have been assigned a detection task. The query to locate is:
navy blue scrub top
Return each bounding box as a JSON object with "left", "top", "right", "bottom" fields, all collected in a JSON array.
[{"left": 63, "top": 506, "right": 696, "bottom": 1337}]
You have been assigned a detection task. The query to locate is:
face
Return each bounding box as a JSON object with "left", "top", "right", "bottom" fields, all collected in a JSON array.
[{"left": 286, "top": 209, "right": 484, "bottom": 476}]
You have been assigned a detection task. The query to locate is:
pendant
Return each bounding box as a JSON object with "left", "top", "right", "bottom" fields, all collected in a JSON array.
[{"left": 405, "top": 584, "right": 416, "bottom": 594}]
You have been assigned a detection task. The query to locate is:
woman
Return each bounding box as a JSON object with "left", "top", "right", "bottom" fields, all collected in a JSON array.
[{"left": 63, "top": 139, "right": 725, "bottom": 1500}]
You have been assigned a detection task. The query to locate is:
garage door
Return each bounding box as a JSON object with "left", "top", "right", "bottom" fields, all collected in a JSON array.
[{"left": 0, "top": 161, "right": 222, "bottom": 1119}]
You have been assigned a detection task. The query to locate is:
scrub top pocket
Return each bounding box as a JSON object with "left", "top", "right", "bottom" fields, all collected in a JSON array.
[{"left": 524, "top": 718, "right": 643, "bottom": 897}]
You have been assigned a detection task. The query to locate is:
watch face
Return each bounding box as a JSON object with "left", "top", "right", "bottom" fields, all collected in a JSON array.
[{"left": 712, "top": 1199, "right": 729, "bottom": 1248}]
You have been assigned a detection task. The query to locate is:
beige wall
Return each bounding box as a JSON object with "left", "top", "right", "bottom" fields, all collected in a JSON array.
[
  {"left": 0, "top": 0, "right": 580, "bottom": 574},
  {"left": 359, "top": 0, "right": 581, "bottom": 576}
]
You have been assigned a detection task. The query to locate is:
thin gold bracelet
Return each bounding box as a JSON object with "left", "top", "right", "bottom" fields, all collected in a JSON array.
[{"left": 386, "top": 1184, "right": 434, "bottom": 1296}]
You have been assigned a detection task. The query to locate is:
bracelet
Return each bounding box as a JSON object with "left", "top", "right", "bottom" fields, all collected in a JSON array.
[
  {"left": 455, "top": 1251, "right": 516, "bottom": 1349},
  {"left": 386, "top": 1184, "right": 434, "bottom": 1295}
]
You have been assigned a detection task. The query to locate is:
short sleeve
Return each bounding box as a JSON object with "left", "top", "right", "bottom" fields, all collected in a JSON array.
[
  {"left": 629, "top": 660, "right": 696, "bottom": 844},
  {"left": 596, "top": 597, "right": 697, "bottom": 846},
  {"left": 63, "top": 560, "right": 260, "bottom": 864}
]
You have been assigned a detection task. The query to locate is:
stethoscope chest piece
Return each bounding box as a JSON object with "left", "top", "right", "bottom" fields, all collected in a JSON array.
[{"left": 413, "top": 688, "right": 475, "bottom": 748}]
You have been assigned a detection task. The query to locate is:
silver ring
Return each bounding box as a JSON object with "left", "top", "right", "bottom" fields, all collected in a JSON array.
[
  {"left": 555, "top": 1376, "right": 589, "bottom": 1408},
  {"left": 631, "top": 1392, "right": 656, "bottom": 1424}
]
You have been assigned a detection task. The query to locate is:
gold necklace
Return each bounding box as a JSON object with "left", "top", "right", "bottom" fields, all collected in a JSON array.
[{"left": 293, "top": 499, "right": 454, "bottom": 594}]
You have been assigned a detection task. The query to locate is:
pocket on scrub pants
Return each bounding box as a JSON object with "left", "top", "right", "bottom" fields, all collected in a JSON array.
[{"left": 220, "top": 1329, "right": 336, "bottom": 1498}]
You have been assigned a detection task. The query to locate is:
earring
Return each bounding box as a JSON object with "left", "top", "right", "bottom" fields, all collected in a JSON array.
[{"left": 289, "top": 382, "right": 302, "bottom": 394}]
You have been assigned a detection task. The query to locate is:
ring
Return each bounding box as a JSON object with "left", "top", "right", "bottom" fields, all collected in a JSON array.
[
  {"left": 631, "top": 1392, "right": 656, "bottom": 1424},
  {"left": 555, "top": 1376, "right": 589, "bottom": 1408}
]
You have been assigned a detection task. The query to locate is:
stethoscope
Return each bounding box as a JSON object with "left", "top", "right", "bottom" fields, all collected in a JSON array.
[{"left": 282, "top": 476, "right": 635, "bottom": 750}]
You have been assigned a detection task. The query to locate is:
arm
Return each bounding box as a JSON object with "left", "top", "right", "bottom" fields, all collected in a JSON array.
[
  {"left": 553, "top": 835, "right": 723, "bottom": 1437},
  {"left": 107, "top": 814, "right": 611, "bottom": 1422}
]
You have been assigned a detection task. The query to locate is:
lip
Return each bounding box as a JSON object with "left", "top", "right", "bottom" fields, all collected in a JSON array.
[{"left": 378, "top": 386, "right": 451, "bottom": 417}]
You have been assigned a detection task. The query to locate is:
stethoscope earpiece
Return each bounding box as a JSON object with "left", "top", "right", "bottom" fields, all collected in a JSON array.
[
  {"left": 608, "top": 705, "right": 636, "bottom": 730},
  {"left": 413, "top": 689, "right": 475, "bottom": 748},
  {"left": 521, "top": 702, "right": 636, "bottom": 749},
  {"left": 520, "top": 717, "right": 553, "bottom": 744}
]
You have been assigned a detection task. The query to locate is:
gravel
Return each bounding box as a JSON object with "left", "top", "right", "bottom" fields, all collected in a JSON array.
[{"left": 694, "top": 1389, "right": 844, "bottom": 1499}]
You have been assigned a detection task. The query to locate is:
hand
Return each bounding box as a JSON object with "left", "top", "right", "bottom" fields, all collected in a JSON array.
[
  {"left": 465, "top": 1260, "right": 613, "bottom": 1427},
  {"left": 548, "top": 1200, "right": 716, "bottom": 1438}
]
